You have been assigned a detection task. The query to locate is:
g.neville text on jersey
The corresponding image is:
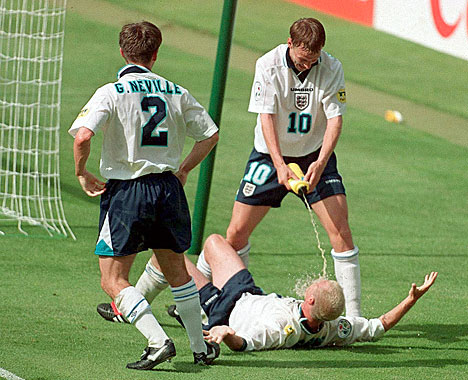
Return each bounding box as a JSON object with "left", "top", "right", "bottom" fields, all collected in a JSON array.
[{"left": 114, "top": 80, "right": 182, "bottom": 95}]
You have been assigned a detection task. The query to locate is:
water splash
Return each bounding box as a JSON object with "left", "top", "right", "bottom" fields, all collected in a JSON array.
[
  {"left": 294, "top": 273, "right": 327, "bottom": 298},
  {"left": 301, "top": 193, "right": 327, "bottom": 278}
]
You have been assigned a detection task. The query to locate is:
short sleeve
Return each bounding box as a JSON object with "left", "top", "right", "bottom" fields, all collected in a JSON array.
[
  {"left": 248, "top": 60, "right": 277, "bottom": 114},
  {"left": 68, "top": 86, "right": 113, "bottom": 137},
  {"left": 182, "top": 92, "right": 218, "bottom": 141},
  {"left": 321, "top": 61, "right": 346, "bottom": 119},
  {"left": 333, "top": 317, "right": 385, "bottom": 345}
]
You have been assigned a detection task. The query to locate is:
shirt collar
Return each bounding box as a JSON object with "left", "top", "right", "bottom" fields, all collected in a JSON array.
[
  {"left": 285, "top": 47, "right": 319, "bottom": 82},
  {"left": 299, "top": 303, "right": 323, "bottom": 335},
  {"left": 117, "top": 64, "right": 151, "bottom": 79}
]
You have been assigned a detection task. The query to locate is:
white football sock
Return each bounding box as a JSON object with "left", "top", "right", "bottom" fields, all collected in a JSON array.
[
  {"left": 196, "top": 241, "right": 251, "bottom": 281},
  {"left": 135, "top": 259, "right": 169, "bottom": 304},
  {"left": 171, "top": 278, "right": 206, "bottom": 354},
  {"left": 196, "top": 250, "right": 212, "bottom": 281},
  {"left": 114, "top": 286, "right": 169, "bottom": 348},
  {"left": 331, "top": 246, "right": 361, "bottom": 317},
  {"left": 237, "top": 241, "right": 250, "bottom": 267}
]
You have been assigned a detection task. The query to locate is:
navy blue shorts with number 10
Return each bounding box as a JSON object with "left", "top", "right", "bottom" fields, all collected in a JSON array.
[{"left": 235, "top": 148, "right": 346, "bottom": 208}]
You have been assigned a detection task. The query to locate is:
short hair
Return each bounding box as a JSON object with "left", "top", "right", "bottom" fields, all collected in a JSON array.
[
  {"left": 289, "top": 18, "right": 326, "bottom": 53},
  {"left": 119, "top": 21, "right": 162, "bottom": 65},
  {"left": 305, "top": 278, "right": 344, "bottom": 321}
]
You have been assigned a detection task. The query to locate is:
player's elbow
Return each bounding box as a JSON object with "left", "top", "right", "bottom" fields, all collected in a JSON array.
[
  {"left": 74, "top": 127, "right": 94, "bottom": 146},
  {"left": 208, "top": 132, "right": 219, "bottom": 146},
  {"left": 379, "top": 315, "right": 391, "bottom": 332},
  {"left": 327, "top": 115, "right": 343, "bottom": 130}
]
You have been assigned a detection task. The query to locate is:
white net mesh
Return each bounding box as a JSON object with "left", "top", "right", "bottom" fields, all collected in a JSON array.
[{"left": 0, "top": 0, "right": 74, "bottom": 238}]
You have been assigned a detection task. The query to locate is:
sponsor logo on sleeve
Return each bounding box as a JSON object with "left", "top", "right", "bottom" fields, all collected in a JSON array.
[
  {"left": 77, "top": 108, "right": 89, "bottom": 118},
  {"left": 337, "top": 318, "right": 352, "bottom": 338},
  {"left": 254, "top": 81, "right": 262, "bottom": 101},
  {"left": 337, "top": 89, "right": 346, "bottom": 103},
  {"left": 284, "top": 325, "right": 295, "bottom": 337}
]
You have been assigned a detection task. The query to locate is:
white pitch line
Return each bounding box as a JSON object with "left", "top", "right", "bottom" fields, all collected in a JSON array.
[{"left": 0, "top": 368, "right": 26, "bottom": 380}]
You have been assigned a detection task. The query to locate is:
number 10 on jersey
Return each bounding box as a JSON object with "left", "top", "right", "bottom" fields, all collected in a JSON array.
[{"left": 288, "top": 112, "right": 312, "bottom": 134}]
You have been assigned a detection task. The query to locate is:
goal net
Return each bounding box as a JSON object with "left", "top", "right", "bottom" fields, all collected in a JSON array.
[{"left": 0, "top": 0, "right": 74, "bottom": 238}]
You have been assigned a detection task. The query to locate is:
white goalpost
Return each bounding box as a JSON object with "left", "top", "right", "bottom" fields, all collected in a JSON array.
[{"left": 0, "top": 0, "right": 74, "bottom": 238}]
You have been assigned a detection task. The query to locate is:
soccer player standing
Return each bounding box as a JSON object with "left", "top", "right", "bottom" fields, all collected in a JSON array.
[
  {"left": 69, "top": 21, "right": 219, "bottom": 370},
  {"left": 196, "top": 18, "right": 361, "bottom": 317}
]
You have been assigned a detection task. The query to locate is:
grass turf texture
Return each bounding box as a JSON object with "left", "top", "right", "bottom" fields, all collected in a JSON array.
[{"left": 1, "top": 0, "right": 467, "bottom": 379}]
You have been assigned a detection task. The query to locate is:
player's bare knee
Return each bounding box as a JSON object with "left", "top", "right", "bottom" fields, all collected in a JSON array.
[
  {"left": 204, "top": 234, "right": 226, "bottom": 263},
  {"left": 226, "top": 226, "right": 249, "bottom": 251}
]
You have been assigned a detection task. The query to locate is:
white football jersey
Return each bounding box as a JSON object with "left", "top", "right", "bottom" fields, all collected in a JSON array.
[
  {"left": 69, "top": 64, "right": 218, "bottom": 180},
  {"left": 229, "top": 293, "right": 385, "bottom": 351},
  {"left": 248, "top": 44, "right": 346, "bottom": 157}
]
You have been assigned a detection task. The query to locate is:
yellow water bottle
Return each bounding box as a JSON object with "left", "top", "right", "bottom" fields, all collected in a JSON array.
[{"left": 287, "top": 163, "right": 309, "bottom": 197}]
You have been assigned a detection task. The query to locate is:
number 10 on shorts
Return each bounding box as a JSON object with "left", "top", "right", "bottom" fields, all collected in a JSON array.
[{"left": 243, "top": 162, "right": 272, "bottom": 185}]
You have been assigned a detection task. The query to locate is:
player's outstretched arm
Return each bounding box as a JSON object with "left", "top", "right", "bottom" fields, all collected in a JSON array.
[
  {"left": 379, "top": 272, "right": 438, "bottom": 331},
  {"left": 175, "top": 132, "right": 219, "bottom": 186}
]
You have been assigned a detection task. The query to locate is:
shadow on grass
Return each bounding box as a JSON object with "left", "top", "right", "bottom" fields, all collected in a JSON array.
[
  {"left": 215, "top": 358, "right": 467, "bottom": 369},
  {"left": 392, "top": 324, "right": 468, "bottom": 344},
  {"left": 147, "top": 362, "right": 205, "bottom": 373}
]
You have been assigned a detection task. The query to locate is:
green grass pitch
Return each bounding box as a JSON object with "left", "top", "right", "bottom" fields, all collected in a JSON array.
[{"left": 0, "top": 0, "right": 467, "bottom": 379}]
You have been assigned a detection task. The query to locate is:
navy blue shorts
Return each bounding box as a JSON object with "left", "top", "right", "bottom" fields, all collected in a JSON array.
[
  {"left": 235, "top": 148, "right": 346, "bottom": 208},
  {"left": 95, "top": 172, "right": 191, "bottom": 257},
  {"left": 199, "top": 269, "right": 265, "bottom": 329}
]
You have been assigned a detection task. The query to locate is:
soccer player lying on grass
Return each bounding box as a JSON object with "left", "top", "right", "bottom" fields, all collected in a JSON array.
[{"left": 98, "top": 234, "right": 437, "bottom": 351}]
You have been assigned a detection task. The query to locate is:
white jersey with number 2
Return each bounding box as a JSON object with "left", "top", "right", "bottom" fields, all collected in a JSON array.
[
  {"left": 248, "top": 44, "right": 346, "bottom": 157},
  {"left": 69, "top": 64, "right": 218, "bottom": 180}
]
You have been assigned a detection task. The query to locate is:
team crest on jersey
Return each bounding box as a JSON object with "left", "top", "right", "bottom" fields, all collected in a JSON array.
[
  {"left": 77, "top": 108, "right": 89, "bottom": 118},
  {"left": 254, "top": 81, "right": 262, "bottom": 101},
  {"left": 294, "top": 92, "right": 309, "bottom": 110},
  {"left": 242, "top": 182, "right": 256, "bottom": 197},
  {"left": 337, "top": 318, "right": 352, "bottom": 338},
  {"left": 337, "top": 88, "right": 346, "bottom": 103}
]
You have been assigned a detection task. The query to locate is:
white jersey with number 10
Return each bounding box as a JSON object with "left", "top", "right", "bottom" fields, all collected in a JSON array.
[{"left": 248, "top": 44, "right": 346, "bottom": 157}]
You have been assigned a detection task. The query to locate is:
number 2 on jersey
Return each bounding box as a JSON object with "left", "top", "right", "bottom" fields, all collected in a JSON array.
[{"left": 141, "top": 96, "right": 168, "bottom": 146}]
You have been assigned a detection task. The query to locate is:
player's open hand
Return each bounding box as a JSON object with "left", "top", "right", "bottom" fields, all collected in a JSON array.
[
  {"left": 409, "top": 271, "right": 438, "bottom": 302},
  {"left": 203, "top": 325, "right": 235, "bottom": 345},
  {"left": 77, "top": 170, "right": 106, "bottom": 197}
]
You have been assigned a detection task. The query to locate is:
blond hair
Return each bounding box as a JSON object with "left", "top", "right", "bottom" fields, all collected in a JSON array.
[{"left": 305, "top": 278, "right": 344, "bottom": 321}]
